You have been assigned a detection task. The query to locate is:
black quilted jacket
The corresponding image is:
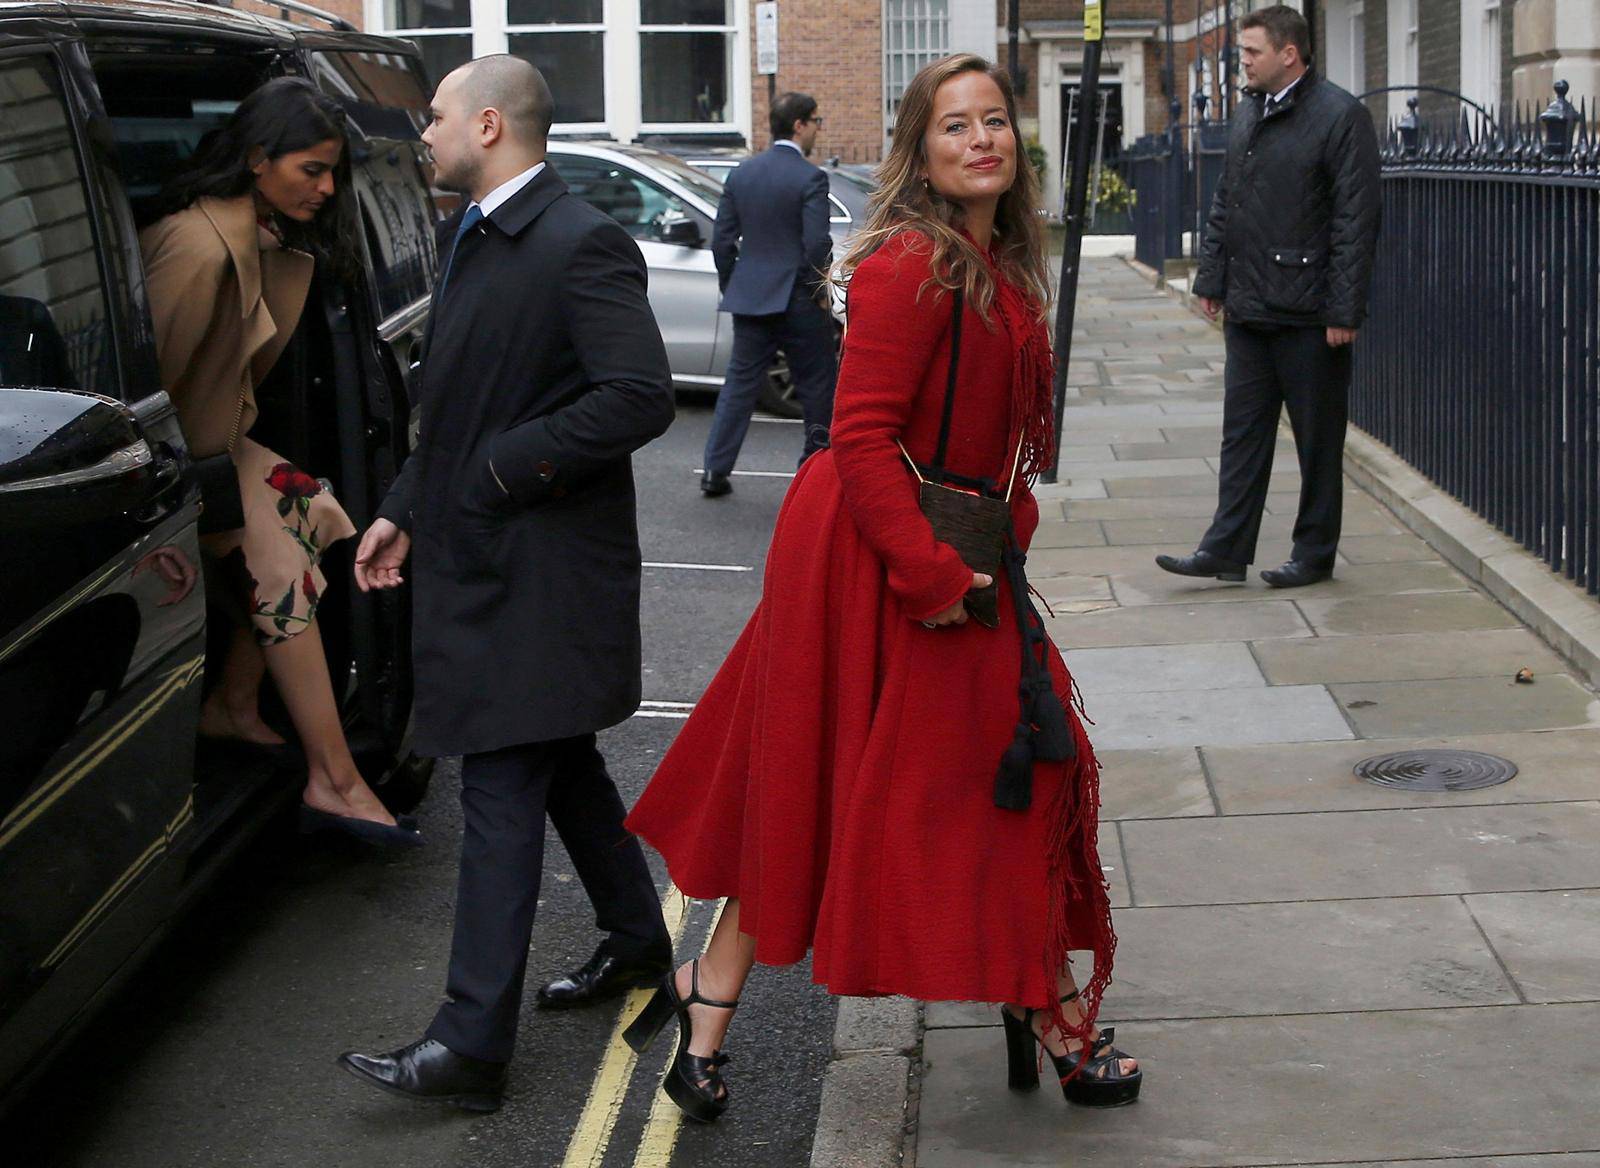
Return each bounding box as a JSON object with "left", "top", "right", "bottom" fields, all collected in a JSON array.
[{"left": 1192, "top": 71, "right": 1382, "bottom": 329}]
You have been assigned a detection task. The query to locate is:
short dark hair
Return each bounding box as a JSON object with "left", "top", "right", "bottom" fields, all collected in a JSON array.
[
  {"left": 770, "top": 92, "right": 818, "bottom": 141},
  {"left": 1240, "top": 5, "right": 1312, "bottom": 65}
]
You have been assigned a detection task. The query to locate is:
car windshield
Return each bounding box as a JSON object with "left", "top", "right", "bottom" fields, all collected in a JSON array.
[{"left": 640, "top": 151, "right": 727, "bottom": 206}]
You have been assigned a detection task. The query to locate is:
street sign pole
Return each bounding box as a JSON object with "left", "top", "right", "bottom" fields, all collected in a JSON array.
[{"left": 1043, "top": 0, "right": 1105, "bottom": 484}]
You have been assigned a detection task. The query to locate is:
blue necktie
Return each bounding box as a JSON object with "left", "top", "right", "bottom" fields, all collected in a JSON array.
[{"left": 438, "top": 204, "right": 484, "bottom": 297}]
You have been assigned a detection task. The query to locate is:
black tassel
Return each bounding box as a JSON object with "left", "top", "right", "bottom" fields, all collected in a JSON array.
[
  {"left": 993, "top": 722, "right": 1035, "bottom": 810},
  {"left": 1028, "top": 682, "right": 1076, "bottom": 762}
]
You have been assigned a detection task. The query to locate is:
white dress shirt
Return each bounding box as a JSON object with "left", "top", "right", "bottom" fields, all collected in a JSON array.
[
  {"left": 774, "top": 138, "right": 803, "bottom": 153},
  {"left": 473, "top": 160, "right": 547, "bottom": 221}
]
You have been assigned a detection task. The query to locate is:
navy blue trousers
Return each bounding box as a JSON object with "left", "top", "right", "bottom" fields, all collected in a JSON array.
[
  {"left": 1199, "top": 322, "right": 1352, "bottom": 569},
  {"left": 703, "top": 288, "right": 837, "bottom": 477},
  {"left": 426, "top": 734, "right": 668, "bottom": 1063}
]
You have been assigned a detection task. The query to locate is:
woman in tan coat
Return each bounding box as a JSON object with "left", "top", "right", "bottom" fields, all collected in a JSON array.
[{"left": 141, "top": 77, "right": 419, "bottom": 846}]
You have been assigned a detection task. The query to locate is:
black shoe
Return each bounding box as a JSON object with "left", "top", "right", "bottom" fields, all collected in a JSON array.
[
  {"left": 622, "top": 959, "right": 739, "bottom": 1123},
  {"left": 700, "top": 473, "right": 732, "bottom": 497},
  {"left": 536, "top": 940, "right": 673, "bottom": 1010},
  {"left": 299, "top": 803, "right": 424, "bottom": 849},
  {"left": 1260, "top": 560, "right": 1333, "bottom": 588},
  {"left": 1001, "top": 991, "right": 1142, "bottom": 1108},
  {"left": 1153, "top": 550, "right": 1247, "bottom": 582},
  {"left": 338, "top": 1037, "right": 505, "bottom": 1112}
]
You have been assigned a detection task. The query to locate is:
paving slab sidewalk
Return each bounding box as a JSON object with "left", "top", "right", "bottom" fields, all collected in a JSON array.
[{"left": 821, "top": 257, "right": 1600, "bottom": 1168}]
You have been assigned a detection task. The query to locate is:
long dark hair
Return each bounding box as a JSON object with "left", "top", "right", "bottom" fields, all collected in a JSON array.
[{"left": 158, "top": 76, "right": 358, "bottom": 279}]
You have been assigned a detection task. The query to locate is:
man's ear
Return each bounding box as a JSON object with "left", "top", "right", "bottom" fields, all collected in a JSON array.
[{"left": 479, "top": 108, "right": 504, "bottom": 148}]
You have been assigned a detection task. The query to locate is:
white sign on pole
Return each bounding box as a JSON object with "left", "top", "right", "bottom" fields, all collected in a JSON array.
[{"left": 756, "top": 2, "right": 778, "bottom": 76}]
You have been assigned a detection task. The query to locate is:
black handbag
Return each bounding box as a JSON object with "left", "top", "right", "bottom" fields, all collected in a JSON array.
[
  {"left": 897, "top": 290, "right": 1021, "bottom": 629},
  {"left": 899, "top": 289, "right": 1076, "bottom": 810},
  {"left": 193, "top": 391, "right": 246, "bottom": 536}
]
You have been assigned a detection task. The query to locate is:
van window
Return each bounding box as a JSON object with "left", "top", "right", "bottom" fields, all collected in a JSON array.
[
  {"left": 311, "top": 51, "right": 441, "bottom": 322},
  {"left": 0, "top": 57, "right": 114, "bottom": 396}
]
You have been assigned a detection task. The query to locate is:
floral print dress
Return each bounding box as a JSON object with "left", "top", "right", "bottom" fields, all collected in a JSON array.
[{"left": 204, "top": 435, "right": 356, "bottom": 646}]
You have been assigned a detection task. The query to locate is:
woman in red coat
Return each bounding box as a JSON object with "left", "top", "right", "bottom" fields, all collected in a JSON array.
[{"left": 624, "top": 53, "right": 1141, "bottom": 1121}]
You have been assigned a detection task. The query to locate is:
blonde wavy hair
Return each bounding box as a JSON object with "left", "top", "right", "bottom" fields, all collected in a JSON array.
[{"left": 837, "top": 53, "right": 1050, "bottom": 323}]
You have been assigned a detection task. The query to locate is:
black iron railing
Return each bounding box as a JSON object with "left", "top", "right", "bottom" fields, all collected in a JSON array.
[
  {"left": 1121, "top": 102, "right": 1228, "bottom": 269},
  {"left": 1352, "top": 85, "right": 1600, "bottom": 593}
]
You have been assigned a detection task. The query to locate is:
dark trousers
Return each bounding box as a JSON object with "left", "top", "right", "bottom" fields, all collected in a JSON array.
[
  {"left": 426, "top": 733, "right": 668, "bottom": 1063},
  {"left": 1199, "top": 321, "right": 1352, "bottom": 569},
  {"left": 703, "top": 287, "right": 837, "bottom": 477}
]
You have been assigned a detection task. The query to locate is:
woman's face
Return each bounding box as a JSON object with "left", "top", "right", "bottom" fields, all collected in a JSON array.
[
  {"left": 252, "top": 138, "right": 342, "bottom": 222},
  {"left": 921, "top": 71, "right": 1017, "bottom": 209}
]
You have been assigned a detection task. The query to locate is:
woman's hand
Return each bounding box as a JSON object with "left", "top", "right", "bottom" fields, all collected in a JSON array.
[{"left": 920, "top": 572, "right": 993, "bottom": 628}]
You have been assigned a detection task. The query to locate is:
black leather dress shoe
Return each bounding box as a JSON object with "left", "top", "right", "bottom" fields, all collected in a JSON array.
[
  {"left": 1153, "top": 550, "right": 1247, "bottom": 582},
  {"left": 700, "top": 473, "right": 732, "bottom": 497},
  {"left": 1260, "top": 560, "right": 1333, "bottom": 588},
  {"left": 338, "top": 1037, "right": 505, "bottom": 1112},
  {"left": 536, "top": 942, "right": 673, "bottom": 1010}
]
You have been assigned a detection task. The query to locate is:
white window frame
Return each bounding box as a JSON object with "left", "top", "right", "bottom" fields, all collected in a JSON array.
[
  {"left": 637, "top": 0, "right": 739, "bottom": 135},
  {"left": 883, "top": 0, "right": 951, "bottom": 136},
  {"left": 365, "top": 0, "right": 748, "bottom": 144},
  {"left": 1461, "top": 0, "right": 1502, "bottom": 115}
]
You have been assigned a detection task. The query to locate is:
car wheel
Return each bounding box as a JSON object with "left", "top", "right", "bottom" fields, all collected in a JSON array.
[{"left": 758, "top": 352, "right": 804, "bottom": 419}]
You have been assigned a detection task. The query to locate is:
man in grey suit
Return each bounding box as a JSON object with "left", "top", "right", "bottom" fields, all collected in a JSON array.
[{"left": 700, "top": 91, "right": 836, "bottom": 496}]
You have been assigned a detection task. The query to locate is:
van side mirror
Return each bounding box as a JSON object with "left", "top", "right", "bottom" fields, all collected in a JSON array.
[{"left": 0, "top": 387, "right": 167, "bottom": 531}]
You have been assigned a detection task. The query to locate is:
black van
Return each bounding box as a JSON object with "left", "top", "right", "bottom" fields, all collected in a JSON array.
[{"left": 0, "top": 0, "right": 443, "bottom": 1100}]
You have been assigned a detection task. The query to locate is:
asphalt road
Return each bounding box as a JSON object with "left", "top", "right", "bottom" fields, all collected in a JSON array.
[{"left": 7, "top": 400, "right": 836, "bottom": 1168}]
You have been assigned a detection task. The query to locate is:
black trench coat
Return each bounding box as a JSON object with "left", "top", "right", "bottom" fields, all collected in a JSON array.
[{"left": 378, "top": 165, "right": 674, "bottom": 757}]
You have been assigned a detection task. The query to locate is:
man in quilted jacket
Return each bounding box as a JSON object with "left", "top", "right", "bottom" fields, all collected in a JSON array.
[{"left": 1157, "top": 4, "right": 1381, "bottom": 588}]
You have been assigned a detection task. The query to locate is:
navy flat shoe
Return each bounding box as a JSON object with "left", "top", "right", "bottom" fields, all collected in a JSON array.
[{"left": 298, "top": 804, "right": 424, "bottom": 848}]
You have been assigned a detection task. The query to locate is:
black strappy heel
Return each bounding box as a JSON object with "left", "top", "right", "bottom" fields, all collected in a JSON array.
[
  {"left": 1000, "top": 990, "right": 1142, "bottom": 1107},
  {"left": 622, "top": 959, "right": 739, "bottom": 1123}
]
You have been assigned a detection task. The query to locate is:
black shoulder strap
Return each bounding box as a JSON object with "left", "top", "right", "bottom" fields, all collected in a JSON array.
[{"left": 930, "top": 288, "right": 963, "bottom": 473}]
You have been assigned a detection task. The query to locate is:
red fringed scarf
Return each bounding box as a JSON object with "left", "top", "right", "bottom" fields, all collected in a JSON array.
[
  {"left": 992, "top": 264, "right": 1117, "bottom": 1069},
  {"left": 990, "top": 272, "right": 1058, "bottom": 483}
]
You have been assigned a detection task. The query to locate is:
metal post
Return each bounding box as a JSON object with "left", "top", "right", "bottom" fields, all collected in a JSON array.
[
  {"left": 1007, "top": 0, "right": 1021, "bottom": 85},
  {"left": 1222, "top": 0, "right": 1234, "bottom": 117},
  {"left": 1044, "top": 0, "right": 1106, "bottom": 484}
]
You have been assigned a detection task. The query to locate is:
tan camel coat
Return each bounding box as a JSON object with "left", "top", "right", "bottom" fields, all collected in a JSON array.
[
  {"left": 139, "top": 194, "right": 354, "bottom": 644},
  {"left": 138, "top": 193, "right": 314, "bottom": 458}
]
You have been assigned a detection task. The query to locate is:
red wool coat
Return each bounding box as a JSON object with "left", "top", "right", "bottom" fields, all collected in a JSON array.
[{"left": 626, "top": 232, "right": 1114, "bottom": 1026}]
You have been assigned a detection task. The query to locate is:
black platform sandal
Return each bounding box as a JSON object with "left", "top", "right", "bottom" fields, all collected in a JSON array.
[
  {"left": 622, "top": 959, "right": 739, "bottom": 1123},
  {"left": 1000, "top": 990, "right": 1142, "bottom": 1108}
]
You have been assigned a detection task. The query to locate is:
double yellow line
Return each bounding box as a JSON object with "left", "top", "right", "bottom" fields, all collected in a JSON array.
[
  {"left": 560, "top": 888, "right": 725, "bottom": 1168},
  {"left": 0, "top": 654, "right": 204, "bottom": 852}
]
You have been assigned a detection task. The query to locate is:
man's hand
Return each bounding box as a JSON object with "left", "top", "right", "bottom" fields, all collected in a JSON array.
[
  {"left": 1198, "top": 296, "right": 1222, "bottom": 321},
  {"left": 1326, "top": 326, "right": 1358, "bottom": 347},
  {"left": 354, "top": 518, "right": 411, "bottom": 592}
]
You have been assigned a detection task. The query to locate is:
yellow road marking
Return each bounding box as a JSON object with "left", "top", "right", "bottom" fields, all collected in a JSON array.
[
  {"left": 631, "top": 898, "right": 729, "bottom": 1168},
  {"left": 559, "top": 885, "right": 691, "bottom": 1168},
  {"left": 0, "top": 655, "right": 203, "bottom": 850}
]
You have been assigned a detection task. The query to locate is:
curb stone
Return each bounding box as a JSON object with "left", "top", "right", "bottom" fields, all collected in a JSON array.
[
  {"left": 1128, "top": 255, "right": 1600, "bottom": 692},
  {"left": 807, "top": 998, "right": 920, "bottom": 1168}
]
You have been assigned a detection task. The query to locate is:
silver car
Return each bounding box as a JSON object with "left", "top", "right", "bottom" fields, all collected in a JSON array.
[{"left": 546, "top": 140, "right": 816, "bottom": 417}]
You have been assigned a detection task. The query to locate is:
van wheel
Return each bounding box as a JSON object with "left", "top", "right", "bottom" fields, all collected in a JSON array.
[
  {"left": 374, "top": 752, "right": 434, "bottom": 815},
  {"left": 758, "top": 354, "right": 803, "bottom": 419}
]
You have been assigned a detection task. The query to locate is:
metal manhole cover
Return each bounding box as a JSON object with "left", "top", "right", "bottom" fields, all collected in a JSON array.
[{"left": 1354, "top": 749, "right": 1518, "bottom": 792}]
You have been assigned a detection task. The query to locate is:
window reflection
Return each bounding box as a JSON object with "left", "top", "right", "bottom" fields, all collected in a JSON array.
[{"left": 0, "top": 59, "right": 112, "bottom": 398}]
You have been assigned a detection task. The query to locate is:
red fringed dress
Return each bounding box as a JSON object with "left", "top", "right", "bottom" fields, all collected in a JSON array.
[{"left": 626, "top": 230, "right": 1115, "bottom": 1042}]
